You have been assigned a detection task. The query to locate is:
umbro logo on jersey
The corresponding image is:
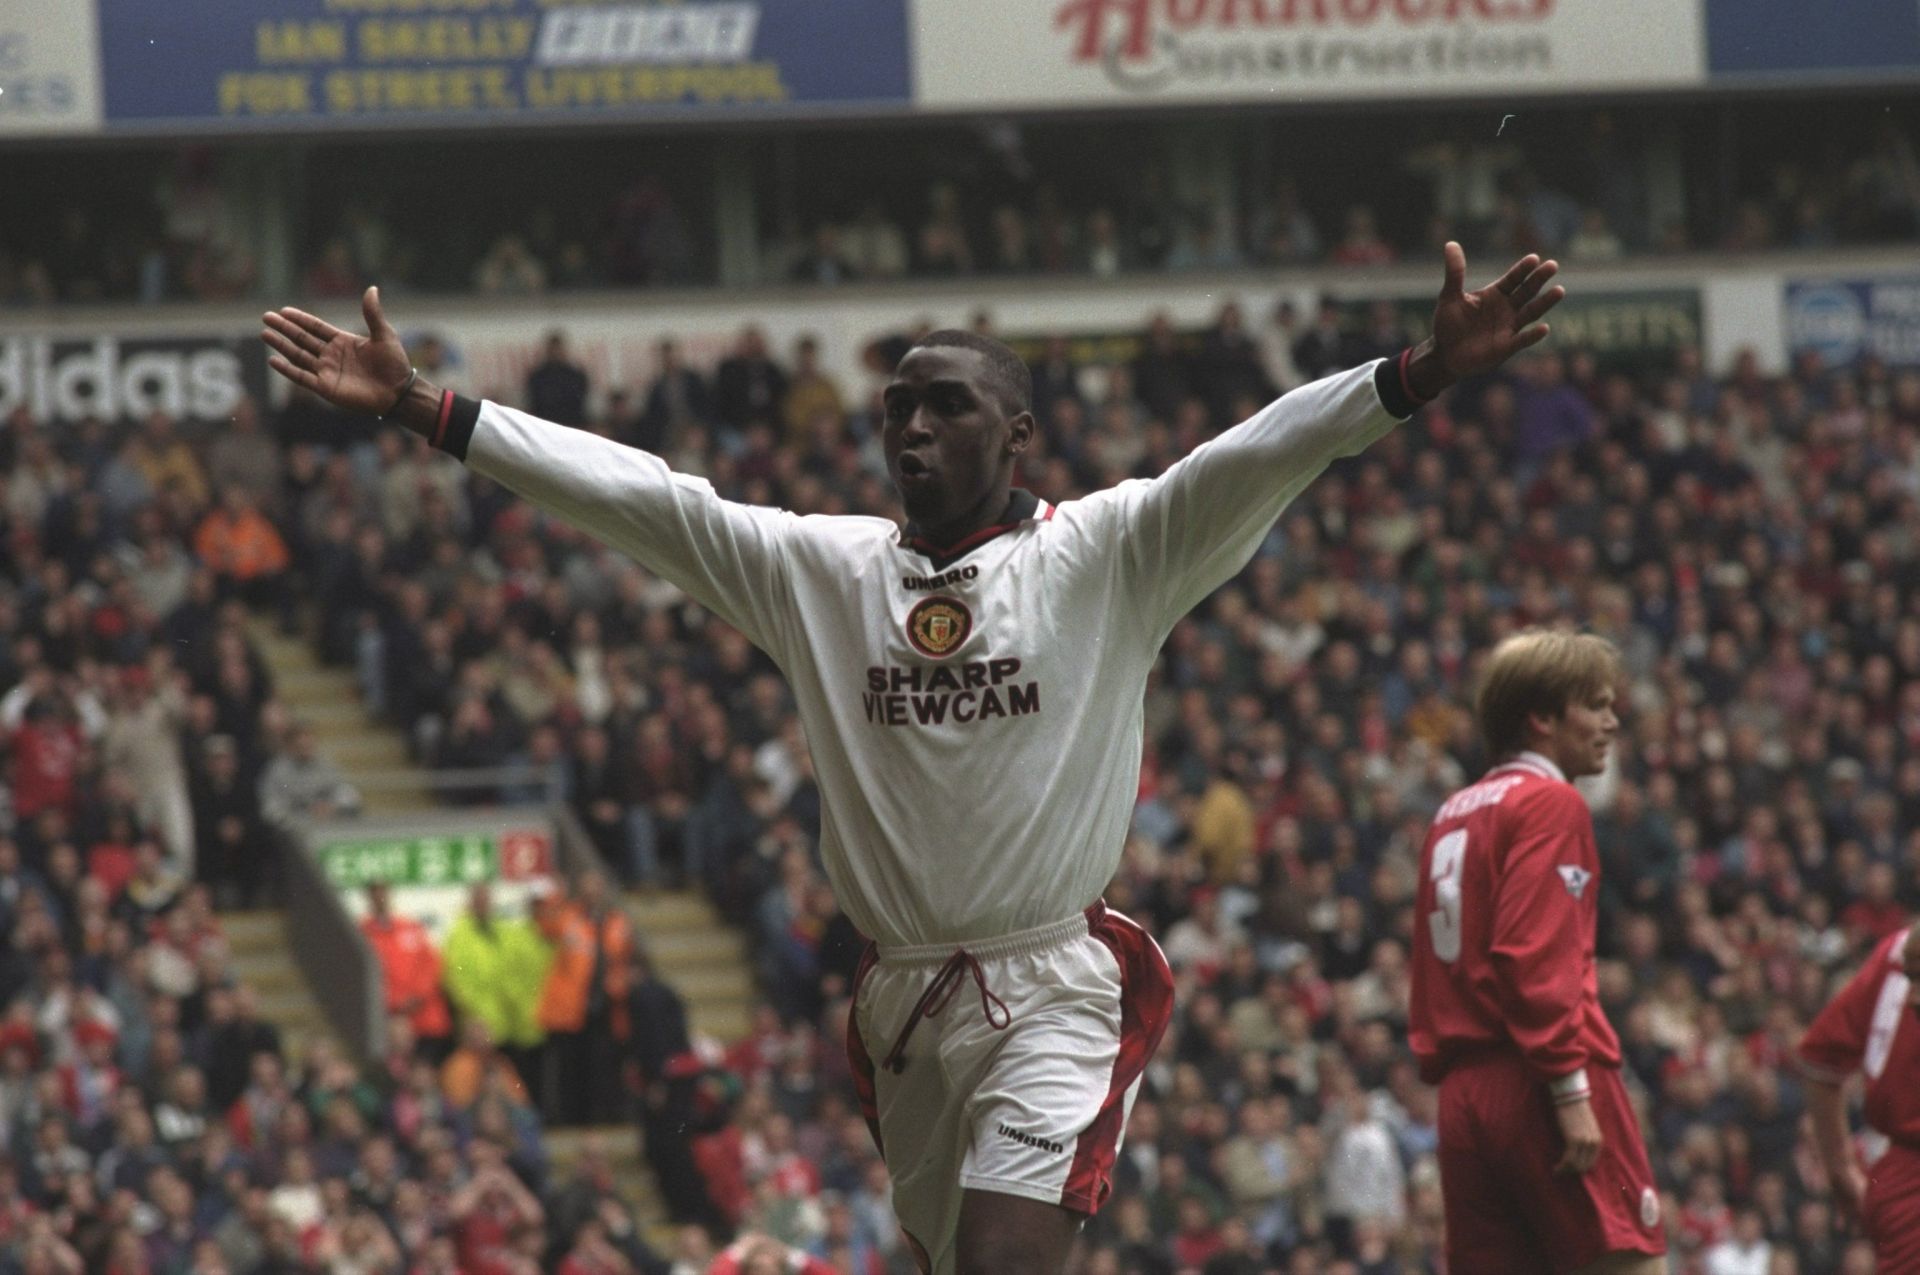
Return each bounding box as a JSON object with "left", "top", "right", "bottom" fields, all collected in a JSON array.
[
  {"left": 902, "top": 565, "right": 979, "bottom": 591},
  {"left": 906, "top": 596, "right": 972, "bottom": 658},
  {"left": 997, "top": 1123, "right": 1064, "bottom": 1154},
  {"left": 1557, "top": 865, "right": 1592, "bottom": 900}
]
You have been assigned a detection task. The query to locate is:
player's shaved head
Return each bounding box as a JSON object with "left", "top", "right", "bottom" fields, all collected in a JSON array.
[{"left": 908, "top": 330, "right": 1032, "bottom": 418}]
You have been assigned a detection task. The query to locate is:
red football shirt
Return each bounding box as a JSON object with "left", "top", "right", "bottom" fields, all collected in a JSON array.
[
  {"left": 1409, "top": 753, "right": 1622, "bottom": 1085},
  {"left": 1799, "top": 926, "right": 1920, "bottom": 1147}
]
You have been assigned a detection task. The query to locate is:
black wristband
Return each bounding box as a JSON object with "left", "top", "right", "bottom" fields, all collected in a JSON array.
[
  {"left": 1373, "top": 349, "right": 1428, "bottom": 420},
  {"left": 378, "top": 367, "right": 419, "bottom": 420},
  {"left": 431, "top": 394, "right": 484, "bottom": 462}
]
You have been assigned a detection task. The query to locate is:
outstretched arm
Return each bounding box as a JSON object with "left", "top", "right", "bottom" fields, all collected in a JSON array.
[
  {"left": 1100, "top": 243, "right": 1565, "bottom": 634},
  {"left": 262, "top": 289, "right": 797, "bottom": 657}
]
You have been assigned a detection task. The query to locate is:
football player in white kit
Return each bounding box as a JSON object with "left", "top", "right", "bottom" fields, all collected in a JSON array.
[{"left": 262, "top": 242, "right": 1564, "bottom": 1275}]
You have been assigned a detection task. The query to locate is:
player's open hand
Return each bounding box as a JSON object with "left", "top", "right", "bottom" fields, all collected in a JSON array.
[
  {"left": 261, "top": 286, "right": 413, "bottom": 417},
  {"left": 1552, "top": 1095, "right": 1604, "bottom": 1175},
  {"left": 1428, "top": 241, "right": 1565, "bottom": 382}
]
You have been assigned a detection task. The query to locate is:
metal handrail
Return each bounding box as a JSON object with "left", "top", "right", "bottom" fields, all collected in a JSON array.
[{"left": 338, "top": 765, "right": 559, "bottom": 792}]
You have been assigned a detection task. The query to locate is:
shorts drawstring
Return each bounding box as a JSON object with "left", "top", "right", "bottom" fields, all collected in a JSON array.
[{"left": 879, "top": 948, "right": 1011, "bottom": 1074}]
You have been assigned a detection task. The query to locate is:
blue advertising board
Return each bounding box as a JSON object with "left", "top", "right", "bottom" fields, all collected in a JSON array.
[
  {"left": 1708, "top": 0, "right": 1920, "bottom": 77},
  {"left": 1785, "top": 279, "right": 1920, "bottom": 369},
  {"left": 96, "top": 0, "right": 909, "bottom": 131}
]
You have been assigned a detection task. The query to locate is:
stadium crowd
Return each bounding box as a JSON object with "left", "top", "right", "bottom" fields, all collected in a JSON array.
[{"left": 1, "top": 287, "right": 1918, "bottom": 1274}]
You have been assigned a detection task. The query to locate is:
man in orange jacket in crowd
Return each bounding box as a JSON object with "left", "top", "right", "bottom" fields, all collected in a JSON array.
[
  {"left": 193, "top": 484, "right": 291, "bottom": 609},
  {"left": 533, "top": 871, "right": 633, "bottom": 1125},
  {"left": 361, "top": 881, "right": 453, "bottom": 1062}
]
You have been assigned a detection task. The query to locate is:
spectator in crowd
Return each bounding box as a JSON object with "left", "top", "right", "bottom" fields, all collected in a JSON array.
[
  {"left": 1330, "top": 206, "right": 1396, "bottom": 267},
  {"left": 985, "top": 206, "right": 1031, "bottom": 276},
  {"left": 915, "top": 183, "right": 973, "bottom": 276},
  {"left": 1249, "top": 178, "right": 1322, "bottom": 266},
  {"left": 841, "top": 203, "right": 910, "bottom": 282},
  {"left": 790, "top": 227, "right": 856, "bottom": 287},
  {"left": 1290, "top": 297, "right": 1351, "bottom": 384},
  {"left": 188, "top": 735, "right": 272, "bottom": 907},
  {"left": 1167, "top": 213, "right": 1247, "bottom": 273},
  {"left": 304, "top": 238, "right": 361, "bottom": 298},
  {"left": 1083, "top": 210, "right": 1125, "bottom": 279},
  {"left": 360, "top": 881, "right": 454, "bottom": 1063},
  {"left": 124, "top": 412, "right": 210, "bottom": 516},
  {"left": 1567, "top": 208, "right": 1626, "bottom": 261},
  {"left": 474, "top": 235, "right": 551, "bottom": 296},
  {"left": 194, "top": 485, "right": 292, "bottom": 612},
  {"left": 444, "top": 882, "right": 553, "bottom": 1089},
  {"left": 638, "top": 340, "right": 716, "bottom": 457},
  {"left": 781, "top": 338, "right": 844, "bottom": 444},
  {"left": 528, "top": 331, "right": 592, "bottom": 428},
  {"left": 532, "top": 878, "right": 598, "bottom": 1125},
  {"left": 100, "top": 661, "right": 193, "bottom": 868},
  {"left": 205, "top": 398, "right": 285, "bottom": 516},
  {"left": 715, "top": 328, "right": 789, "bottom": 439},
  {"left": 606, "top": 177, "right": 695, "bottom": 286},
  {"left": 257, "top": 720, "right": 360, "bottom": 830}
]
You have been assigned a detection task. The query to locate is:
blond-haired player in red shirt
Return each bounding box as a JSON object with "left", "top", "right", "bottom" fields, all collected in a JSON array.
[
  {"left": 1800, "top": 923, "right": 1920, "bottom": 1271},
  {"left": 1410, "top": 631, "right": 1665, "bottom": 1274}
]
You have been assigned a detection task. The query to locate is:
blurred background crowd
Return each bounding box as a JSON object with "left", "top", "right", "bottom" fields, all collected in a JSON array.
[
  {"left": 4, "top": 98, "right": 1918, "bottom": 306},
  {"left": 0, "top": 279, "right": 1916, "bottom": 1275}
]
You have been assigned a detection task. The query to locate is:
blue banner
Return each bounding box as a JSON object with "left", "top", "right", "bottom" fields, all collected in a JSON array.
[
  {"left": 96, "top": 0, "right": 908, "bottom": 130},
  {"left": 1708, "top": 0, "right": 1920, "bottom": 76},
  {"left": 1785, "top": 279, "right": 1920, "bottom": 369}
]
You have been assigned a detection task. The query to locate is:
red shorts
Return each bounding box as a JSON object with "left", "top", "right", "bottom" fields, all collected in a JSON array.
[
  {"left": 1437, "top": 1050, "right": 1665, "bottom": 1274},
  {"left": 1865, "top": 1142, "right": 1920, "bottom": 1272}
]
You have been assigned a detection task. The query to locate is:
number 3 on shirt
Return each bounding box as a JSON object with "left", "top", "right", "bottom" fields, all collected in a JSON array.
[{"left": 1428, "top": 828, "right": 1468, "bottom": 962}]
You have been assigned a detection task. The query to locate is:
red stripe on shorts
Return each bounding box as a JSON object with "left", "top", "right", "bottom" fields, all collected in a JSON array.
[
  {"left": 846, "top": 941, "right": 883, "bottom": 1155},
  {"left": 1062, "top": 903, "right": 1174, "bottom": 1214}
]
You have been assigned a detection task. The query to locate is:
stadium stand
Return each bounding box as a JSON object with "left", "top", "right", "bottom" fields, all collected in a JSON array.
[
  {"left": 5, "top": 102, "right": 1919, "bottom": 307},
  {"left": 0, "top": 278, "right": 1913, "bottom": 1271}
]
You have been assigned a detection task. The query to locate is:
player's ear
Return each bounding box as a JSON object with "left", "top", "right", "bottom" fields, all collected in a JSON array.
[
  {"left": 1525, "top": 708, "right": 1560, "bottom": 745},
  {"left": 1005, "top": 411, "right": 1035, "bottom": 459}
]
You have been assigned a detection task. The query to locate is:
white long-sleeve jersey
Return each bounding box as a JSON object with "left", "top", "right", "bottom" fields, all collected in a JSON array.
[{"left": 449, "top": 360, "right": 1407, "bottom": 947}]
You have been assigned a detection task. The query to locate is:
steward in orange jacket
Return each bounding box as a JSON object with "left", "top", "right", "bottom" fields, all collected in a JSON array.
[
  {"left": 533, "top": 872, "right": 635, "bottom": 1034},
  {"left": 360, "top": 881, "right": 453, "bottom": 1047}
]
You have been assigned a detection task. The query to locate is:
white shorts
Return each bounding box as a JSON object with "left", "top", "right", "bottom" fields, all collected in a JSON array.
[{"left": 846, "top": 902, "right": 1173, "bottom": 1275}]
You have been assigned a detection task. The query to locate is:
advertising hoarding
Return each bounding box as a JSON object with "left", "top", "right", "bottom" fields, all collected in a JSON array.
[
  {"left": 1707, "top": 0, "right": 1920, "bottom": 78},
  {"left": 0, "top": 334, "right": 270, "bottom": 426},
  {"left": 95, "top": 0, "right": 909, "bottom": 131},
  {"left": 915, "top": 0, "right": 1705, "bottom": 111},
  {"left": 1785, "top": 278, "right": 1920, "bottom": 369},
  {"left": 0, "top": 0, "right": 102, "bottom": 135}
]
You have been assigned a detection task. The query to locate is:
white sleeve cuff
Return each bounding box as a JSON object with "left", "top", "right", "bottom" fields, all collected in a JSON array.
[{"left": 1548, "top": 1068, "right": 1592, "bottom": 1104}]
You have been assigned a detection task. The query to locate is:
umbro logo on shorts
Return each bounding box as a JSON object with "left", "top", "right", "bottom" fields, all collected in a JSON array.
[{"left": 996, "top": 1123, "right": 1064, "bottom": 1154}]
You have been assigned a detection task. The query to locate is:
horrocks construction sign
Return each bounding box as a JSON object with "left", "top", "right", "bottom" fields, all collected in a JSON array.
[{"left": 914, "top": 0, "right": 1704, "bottom": 108}]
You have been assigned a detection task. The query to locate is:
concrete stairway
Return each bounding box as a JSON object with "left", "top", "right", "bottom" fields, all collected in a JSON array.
[
  {"left": 629, "top": 891, "right": 757, "bottom": 1044},
  {"left": 221, "top": 909, "right": 337, "bottom": 1060},
  {"left": 543, "top": 1125, "right": 677, "bottom": 1251},
  {"left": 247, "top": 620, "right": 437, "bottom": 814}
]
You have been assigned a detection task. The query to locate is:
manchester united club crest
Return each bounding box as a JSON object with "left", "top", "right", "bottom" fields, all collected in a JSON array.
[{"left": 906, "top": 596, "right": 973, "bottom": 659}]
